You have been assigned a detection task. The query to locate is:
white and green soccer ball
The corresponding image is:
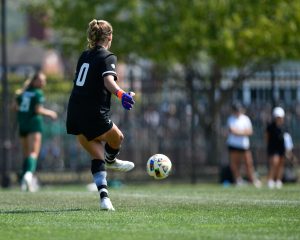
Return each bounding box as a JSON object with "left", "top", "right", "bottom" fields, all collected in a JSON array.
[{"left": 147, "top": 154, "right": 172, "bottom": 180}]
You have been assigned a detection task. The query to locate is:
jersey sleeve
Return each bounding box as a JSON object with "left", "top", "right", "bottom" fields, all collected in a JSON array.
[
  {"left": 35, "top": 90, "right": 45, "bottom": 105},
  {"left": 102, "top": 54, "right": 118, "bottom": 80}
]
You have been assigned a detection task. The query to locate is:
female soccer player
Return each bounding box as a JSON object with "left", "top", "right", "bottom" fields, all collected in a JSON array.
[
  {"left": 15, "top": 71, "right": 57, "bottom": 192},
  {"left": 66, "top": 19, "right": 135, "bottom": 211}
]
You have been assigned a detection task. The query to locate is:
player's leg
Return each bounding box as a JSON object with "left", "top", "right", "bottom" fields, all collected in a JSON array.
[
  {"left": 77, "top": 135, "right": 114, "bottom": 211},
  {"left": 94, "top": 123, "right": 134, "bottom": 172},
  {"left": 20, "top": 136, "right": 30, "bottom": 191},
  {"left": 274, "top": 156, "right": 285, "bottom": 189},
  {"left": 244, "top": 150, "right": 255, "bottom": 182},
  {"left": 267, "top": 154, "right": 279, "bottom": 189},
  {"left": 98, "top": 123, "right": 123, "bottom": 162},
  {"left": 20, "top": 136, "right": 30, "bottom": 175},
  {"left": 244, "top": 150, "right": 261, "bottom": 188},
  {"left": 21, "top": 132, "right": 42, "bottom": 192},
  {"left": 229, "top": 151, "right": 242, "bottom": 185}
]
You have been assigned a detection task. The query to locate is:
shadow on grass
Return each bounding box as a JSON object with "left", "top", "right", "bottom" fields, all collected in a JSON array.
[{"left": 0, "top": 208, "right": 82, "bottom": 214}]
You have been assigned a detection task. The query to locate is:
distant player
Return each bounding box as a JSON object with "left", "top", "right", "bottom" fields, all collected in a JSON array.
[
  {"left": 66, "top": 19, "right": 135, "bottom": 211},
  {"left": 15, "top": 71, "right": 58, "bottom": 192}
]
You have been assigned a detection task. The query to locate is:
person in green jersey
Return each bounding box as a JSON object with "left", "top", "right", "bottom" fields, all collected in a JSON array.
[{"left": 15, "top": 71, "right": 57, "bottom": 192}]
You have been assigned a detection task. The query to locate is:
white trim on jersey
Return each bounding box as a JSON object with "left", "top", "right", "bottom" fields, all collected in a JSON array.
[{"left": 102, "top": 71, "right": 117, "bottom": 76}]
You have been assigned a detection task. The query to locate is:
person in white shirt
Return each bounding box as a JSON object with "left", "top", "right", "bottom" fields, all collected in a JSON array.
[{"left": 227, "top": 102, "right": 261, "bottom": 188}]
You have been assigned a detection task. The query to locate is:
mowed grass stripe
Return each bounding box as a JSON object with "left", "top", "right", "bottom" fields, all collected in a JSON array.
[{"left": 0, "top": 184, "right": 299, "bottom": 240}]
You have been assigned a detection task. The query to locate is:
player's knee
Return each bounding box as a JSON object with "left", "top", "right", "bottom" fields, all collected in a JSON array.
[
  {"left": 107, "top": 129, "right": 124, "bottom": 149},
  {"left": 112, "top": 133, "right": 123, "bottom": 148},
  {"left": 119, "top": 132, "right": 124, "bottom": 143},
  {"left": 29, "top": 152, "right": 38, "bottom": 159}
]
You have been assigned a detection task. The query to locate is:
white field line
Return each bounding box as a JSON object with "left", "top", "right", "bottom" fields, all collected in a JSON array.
[
  {"left": 117, "top": 192, "right": 300, "bottom": 205},
  {"left": 8, "top": 191, "right": 299, "bottom": 206}
]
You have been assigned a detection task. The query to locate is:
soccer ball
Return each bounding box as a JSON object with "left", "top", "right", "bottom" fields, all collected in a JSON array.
[{"left": 147, "top": 154, "right": 172, "bottom": 179}]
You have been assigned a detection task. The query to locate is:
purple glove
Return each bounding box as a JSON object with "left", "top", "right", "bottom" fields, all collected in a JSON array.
[
  {"left": 121, "top": 92, "right": 135, "bottom": 110},
  {"left": 116, "top": 90, "right": 135, "bottom": 110}
]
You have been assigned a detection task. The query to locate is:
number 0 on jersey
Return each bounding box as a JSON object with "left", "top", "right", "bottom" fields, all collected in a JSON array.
[{"left": 76, "top": 63, "right": 89, "bottom": 86}]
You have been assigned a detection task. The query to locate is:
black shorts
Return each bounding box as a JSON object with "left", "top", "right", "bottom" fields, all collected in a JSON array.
[
  {"left": 228, "top": 146, "right": 249, "bottom": 153},
  {"left": 66, "top": 101, "right": 113, "bottom": 141},
  {"left": 268, "top": 150, "right": 285, "bottom": 157}
]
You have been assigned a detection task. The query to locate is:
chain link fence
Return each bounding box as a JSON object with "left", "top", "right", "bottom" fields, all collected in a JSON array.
[{"left": 3, "top": 65, "right": 300, "bottom": 185}]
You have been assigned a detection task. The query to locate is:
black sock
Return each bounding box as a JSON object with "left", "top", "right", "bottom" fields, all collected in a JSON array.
[
  {"left": 91, "top": 159, "right": 108, "bottom": 199},
  {"left": 104, "top": 143, "right": 120, "bottom": 164}
]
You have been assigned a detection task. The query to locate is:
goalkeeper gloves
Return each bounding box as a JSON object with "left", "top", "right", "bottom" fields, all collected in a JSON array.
[{"left": 116, "top": 89, "right": 135, "bottom": 110}]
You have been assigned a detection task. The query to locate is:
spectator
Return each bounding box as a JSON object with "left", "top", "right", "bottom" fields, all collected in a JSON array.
[
  {"left": 226, "top": 102, "right": 261, "bottom": 188},
  {"left": 265, "top": 107, "right": 286, "bottom": 189}
]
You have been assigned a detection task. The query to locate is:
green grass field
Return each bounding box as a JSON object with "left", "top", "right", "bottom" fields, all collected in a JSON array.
[{"left": 0, "top": 183, "right": 299, "bottom": 240}]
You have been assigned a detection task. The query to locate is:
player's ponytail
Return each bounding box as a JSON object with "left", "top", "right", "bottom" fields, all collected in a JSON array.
[
  {"left": 15, "top": 78, "right": 31, "bottom": 95},
  {"left": 87, "top": 19, "right": 113, "bottom": 49},
  {"left": 15, "top": 71, "right": 43, "bottom": 95}
]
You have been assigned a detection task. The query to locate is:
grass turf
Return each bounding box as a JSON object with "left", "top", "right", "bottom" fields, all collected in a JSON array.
[{"left": 0, "top": 183, "right": 299, "bottom": 240}]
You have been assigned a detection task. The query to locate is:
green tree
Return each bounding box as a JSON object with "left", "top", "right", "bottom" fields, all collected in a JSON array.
[{"left": 25, "top": 0, "right": 300, "bottom": 171}]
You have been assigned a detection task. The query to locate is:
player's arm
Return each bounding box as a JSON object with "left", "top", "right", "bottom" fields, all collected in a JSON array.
[
  {"left": 265, "top": 131, "right": 269, "bottom": 144},
  {"left": 35, "top": 105, "right": 57, "bottom": 120},
  {"left": 230, "top": 125, "right": 253, "bottom": 136},
  {"left": 33, "top": 91, "right": 57, "bottom": 119},
  {"left": 104, "top": 75, "right": 135, "bottom": 110},
  {"left": 13, "top": 94, "right": 23, "bottom": 112},
  {"left": 265, "top": 126, "right": 270, "bottom": 143},
  {"left": 229, "top": 117, "right": 253, "bottom": 136},
  {"left": 244, "top": 126, "right": 253, "bottom": 136},
  {"left": 243, "top": 118, "right": 253, "bottom": 136},
  {"left": 230, "top": 127, "right": 252, "bottom": 136}
]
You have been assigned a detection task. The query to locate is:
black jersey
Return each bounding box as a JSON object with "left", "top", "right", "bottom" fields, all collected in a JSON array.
[
  {"left": 266, "top": 121, "right": 285, "bottom": 156},
  {"left": 71, "top": 46, "right": 117, "bottom": 113},
  {"left": 66, "top": 46, "right": 117, "bottom": 140}
]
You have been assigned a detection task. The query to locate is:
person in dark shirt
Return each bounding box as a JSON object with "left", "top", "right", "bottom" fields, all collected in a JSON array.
[
  {"left": 265, "top": 107, "right": 286, "bottom": 189},
  {"left": 66, "top": 19, "right": 135, "bottom": 211}
]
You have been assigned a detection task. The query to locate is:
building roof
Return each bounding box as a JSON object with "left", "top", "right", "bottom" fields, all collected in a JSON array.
[
  {"left": 0, "top": 43, "right": 64, "bottom": 76},
  {"left": 0, "top": 43, "right": 45, "bottom": 67}
]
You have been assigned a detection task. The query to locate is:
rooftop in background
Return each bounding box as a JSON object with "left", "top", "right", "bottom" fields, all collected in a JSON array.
[{"left": 0, "top": 43, "right": 64, "bottom": 77}]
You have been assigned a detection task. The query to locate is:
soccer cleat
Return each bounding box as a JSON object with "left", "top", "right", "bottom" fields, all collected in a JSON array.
[
  {"left": 105, "top": 159, "right": 135, "bottom": 172},
  {"left": 100, "top": 197, "right": 115, "bottom": 211},
  {"left": 23, "top": 172, "right": 33, "bottom": 192},
  {"left": 30, "top": 176, "right": 40, "bottom": 192},
  {"left": 268, "top": 180, "right": 275, "bottom": 189},
  {"left": 275, "top": 180, "right": 283, "bottom": 189},
  {"left": 253, "top": 179, "right": 262, "bottom": 188},
  {"left": 21, "top": 179, "right": 27, "bottom": 192},
  {"left": 22, "top": 172, "right": 38, "bottom": 192},
  {"left": 236, "top": 177, "right": 246, "bottom": 187}
]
